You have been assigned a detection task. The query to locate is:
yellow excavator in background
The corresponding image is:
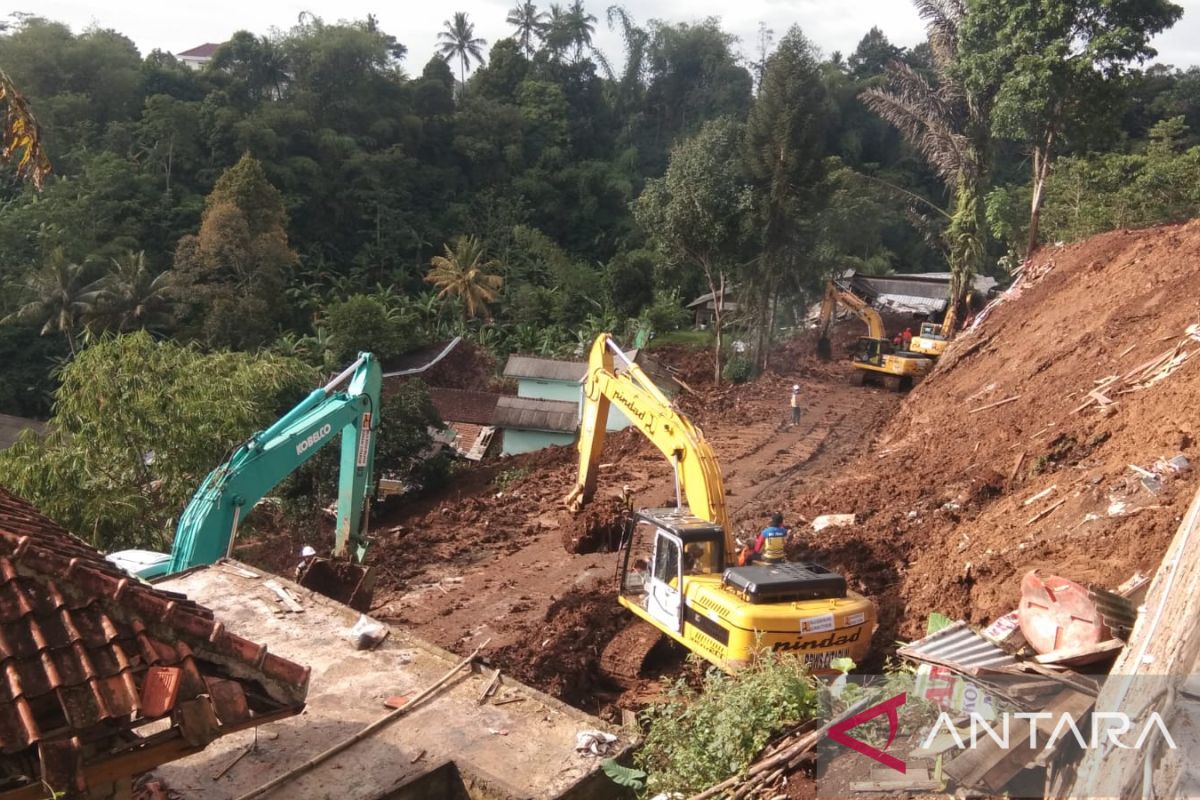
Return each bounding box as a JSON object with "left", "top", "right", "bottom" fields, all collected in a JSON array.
[
  {"left": 816, "top": 280, "right": 933, "bottom": 391},
  {"left": 564, "top": 334, "right": 876, "bottom": 681},
  {"left": 908, "top": 320, "right": 950, "bottom": 359}
]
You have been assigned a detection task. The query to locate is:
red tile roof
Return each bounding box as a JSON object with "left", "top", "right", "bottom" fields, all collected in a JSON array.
[
  {"left": 177, "top": 42, "right": 223, "bottom": 58},
  {"left": 0, "top": 488, "right": 308, "bottom": 795},
  {"left": 428, "top": 388, "right": 500, "bottom": 426}
]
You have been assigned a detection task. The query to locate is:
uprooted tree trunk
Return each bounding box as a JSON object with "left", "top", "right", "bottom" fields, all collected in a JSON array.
[{"left": 1025, "top": 124, "right": 1056, "bottom": 260}]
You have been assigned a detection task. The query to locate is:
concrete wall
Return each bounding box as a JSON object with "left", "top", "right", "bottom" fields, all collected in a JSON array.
[{"left": 501, "top": 428, "right": 576, "bottom": 456}]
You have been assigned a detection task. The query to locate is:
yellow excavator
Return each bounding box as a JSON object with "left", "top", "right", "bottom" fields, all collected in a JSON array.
[
  {"left": 816, "top": 280, "right": 932, "bottom": 390},
  {"left": 564, "top": 334, "right": 876, "bottom": 680}
]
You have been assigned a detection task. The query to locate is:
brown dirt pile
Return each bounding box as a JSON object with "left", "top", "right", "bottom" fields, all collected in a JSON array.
[
  {"left": 487, "top": 586, "right": 631, "bottom": 707},
  {"left": 562, "top": 495, "right": 629, "bottom": 554},
  {"left": 782, "top": 221, "right": 1200, "bottom": 644}
]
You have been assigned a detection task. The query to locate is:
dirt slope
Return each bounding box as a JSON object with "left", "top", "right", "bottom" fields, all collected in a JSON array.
[{"left": 778, "top": 221, "right": 1200, "bottom": 644}]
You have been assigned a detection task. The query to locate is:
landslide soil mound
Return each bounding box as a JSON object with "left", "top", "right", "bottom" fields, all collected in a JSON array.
[{"left": 782, "top": 221, "right": 1200, "bottom": 643}]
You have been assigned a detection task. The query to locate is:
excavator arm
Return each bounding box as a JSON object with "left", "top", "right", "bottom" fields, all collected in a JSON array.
[
  {"left": 169, "top": 353, "right": 381, "bottom": 572},
  {"left": 564, "top": 335, "right": 730, "bottom": 545},
  {"left": 817, "top": 280, "right": 886, "bottom": 341}
]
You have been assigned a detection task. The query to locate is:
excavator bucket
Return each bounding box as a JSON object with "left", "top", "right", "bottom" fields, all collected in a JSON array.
[{"left": 297, "top": 558, "right": 378, "bottom": 612}]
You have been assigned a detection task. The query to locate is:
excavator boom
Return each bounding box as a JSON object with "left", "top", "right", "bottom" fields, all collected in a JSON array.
[
  {"left": 109, "top": 354, "right": 382, "bottom": 608},
  {"left": 565, "top": 334, "right": 730, "bottom": 545},
  {"left": 564, "top": 333, "right": 877, "bottom": 676}
]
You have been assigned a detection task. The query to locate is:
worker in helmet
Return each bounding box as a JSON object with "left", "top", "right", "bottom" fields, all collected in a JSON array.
[
  {"left": 754, "top": 513, "right": 789, "bottom": 565},
  {"left": 789, "top": 384, "right": 801, "bottom": 426},
  {"left": 295, "top": 545, "right": 317, "bottom": 580}
]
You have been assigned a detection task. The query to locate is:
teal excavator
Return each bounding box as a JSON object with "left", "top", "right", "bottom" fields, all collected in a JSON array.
[{"left": 107, "top": 353, "right": 382, "bottom": 610}]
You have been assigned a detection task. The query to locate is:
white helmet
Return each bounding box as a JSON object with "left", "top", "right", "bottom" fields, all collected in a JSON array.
[
  {"left": 301, "top": 545, "right": 317, "bottom": 558},
  {"left": 792, "top": 384, "right": 800, "bottom": 391}
]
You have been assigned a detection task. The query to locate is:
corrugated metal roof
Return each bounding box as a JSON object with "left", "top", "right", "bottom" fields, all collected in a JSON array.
[
  {"left": 493, "top": 397, "right": 578, "bottom": 433},
  {"left": 0, "top": 488, "right": 308, "bottom": 794},
  {"left": 897, "top": 620, "right": 1018, "bottom": 672},
  {"left": 0, "top": 414, "right": 46, "bottom": 450},
  {"left": 503, "top": 356, "right": 587, "bottom": 383}
]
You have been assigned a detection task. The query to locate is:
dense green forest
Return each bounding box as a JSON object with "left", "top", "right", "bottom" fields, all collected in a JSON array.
[{"left": 0, "top": 1, "right": 1198, "bottom": 547}]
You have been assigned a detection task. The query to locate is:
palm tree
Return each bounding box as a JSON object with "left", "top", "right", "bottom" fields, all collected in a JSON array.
[
  {"left": 543, "top": 4, "right": 572, "bottom": 61},
  {"left": 425, "top": 236, "right": 504, "bottom": 321},
  {"left": 860, "top": 0, "right": 990, "bottom": 322},
  {"left": 92, "top": 251, "right": 177, "bottom": 334},
  {"left": 507, "top": 1, "right": 548, "bottom": 58},
  {"left": 566, "top": 0, "right": 597, "bottom": 63},
  {"left": 437, "top": 12, "right": 488, "bottom": 89},
  {"left": 3, "top": 248, "right": 102, "bottom": 355}
]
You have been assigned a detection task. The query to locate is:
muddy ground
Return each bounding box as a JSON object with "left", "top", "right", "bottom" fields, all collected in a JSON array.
[{"left": 238, "top": 221, "right": 1199, "bottom": 731}]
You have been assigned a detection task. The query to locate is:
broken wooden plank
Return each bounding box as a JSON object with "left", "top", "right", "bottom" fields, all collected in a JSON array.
[
  {"left": 1026, "top": 497, "right": 1067, "bottom": 525},
  {"left": 1022, "top": 485, "right": 1057, "bottom": 506},
  {"left": 1008, "top": 452, "right": 1027, "bottom": 485},
  {"left": 850, "top": 779, "right": 939, "bottom": 793},
  {"left": 1128, "top": 463, "right": 1157, "bottom": 479},
  {"left": 1034, "top": 639, "right": 1124, "bottom": 666},
  {"left": 1117, "top": 343, "right": 1137, "bottom": 358},
  {"left": 263, "top": 580, "right": 303, "bottom": 613},
  {"left": 218, "top": 564, "right": 261, "bottom": 579},
  {"left": 478, "top": 669, "right": 502, "bottom": 704},
  {"left": 1088, "top": 389, "right": 1113, "bottom": 406},
  {"left": 969, "top": 395, "right": 1020, "bottom": 414}
]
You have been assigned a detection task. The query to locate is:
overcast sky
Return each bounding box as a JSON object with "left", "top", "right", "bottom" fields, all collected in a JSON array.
[{"left": 26, "top": 0, "right": 1200, "bottom": 73}]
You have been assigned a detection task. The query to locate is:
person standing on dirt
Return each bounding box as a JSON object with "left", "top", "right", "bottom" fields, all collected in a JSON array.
[
  {"left": 790, "top": 385, "right": 801, "bottom": 426},
  {"left": 754, "top": 513, "right": 789, "bottom": 564}
]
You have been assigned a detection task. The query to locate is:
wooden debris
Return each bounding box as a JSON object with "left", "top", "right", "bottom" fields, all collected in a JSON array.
[
  {"left": 1008, "top": 452, "right": 1027, "bottom": 485},
  {"left": 214, "top": 741, "right": 255, "bottom": 780},
  {"left": 410, "top": 749, "right": 426, "bottom": 764},
  {"left": 1034, "top": 639, "right": 1124, "bottom": 666},
  {"left": 493, "top": 696, "right": 526, "bottom": 707},
  {"left": 263, "top": 580, "right": 303, "bottom": 613},
  {"left": 969, "top": 395, "right": 1020, "bottom": 414},
  {"left": 478, "top": 669, "right": 502, "bottom": 704},
  {"left": 851, "top": 778, "right": 938, "bottom": 793},
  {"left": 1022, "top": 485, "right": 1057, "bottom": 506},
  {"left": 219, "top": 564, "right": 261, "bottom": 579},
  {"left": 1117, "top": 343, "right": 1137, "bottom": 358},
  {"left": 1026, "top": 498, "right": 1067, "bottom": 525},
  {"left": 1128, "top": 463, "right": 1157, "bottom": 479}
]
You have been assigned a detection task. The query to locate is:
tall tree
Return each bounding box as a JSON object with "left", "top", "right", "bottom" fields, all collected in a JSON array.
[
  {"left": 426, "top": 236, "right": 504, "bottom": 321},
  {"left": 862, "top": 0, "right": 992, "bottom": 321},
  {"left": 438, "top": 11, "right": 488, "bottom": 88},
  {"left": 3, "top": 248, "right": 101, "bottom": 355},
  {"left": 567, "top": 0, "right": 598, "bottom": 63},
  {"left": 172, "top": 154, "right": 297, "bottom": 349},
  {"left": 507, "top": 1, "right": 548, "bottom": 58},
  {"left": 744, "top": 26, "right": 829, "bottom": 368},
  {"left": 90, "top": 251, "right": 177, "bottom": 335},
  {"left": 959, "top": 0, "right": 1183, "bottom": 256},
  {"left": 635, "top": 117, "right": 752, "bottom": 382}
]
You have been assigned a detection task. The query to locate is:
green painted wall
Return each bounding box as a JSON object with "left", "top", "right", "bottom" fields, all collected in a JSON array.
[
  {"left": 515, "top": 377, "right": 633, "bottom": 432},
  {"left": 501, "top": 428, "right": 577, "bottom": 455}
]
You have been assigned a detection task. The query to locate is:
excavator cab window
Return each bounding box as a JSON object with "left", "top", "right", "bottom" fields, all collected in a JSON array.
[{"left": 682, "top": 540, "right": 720, "bottom": 575}]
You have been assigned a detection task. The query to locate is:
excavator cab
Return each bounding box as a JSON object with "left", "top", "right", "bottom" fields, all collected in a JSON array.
[{"left": 617, "top": 509, "right": 726, "bottom": 635}]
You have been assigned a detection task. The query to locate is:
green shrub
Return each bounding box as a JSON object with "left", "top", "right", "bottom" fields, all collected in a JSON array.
[
  {"left": 636, "top": 653, "right": 819, "bottom": 796},
  {"left": 722, "top": 355, "right": 754, "bottom": 384}
]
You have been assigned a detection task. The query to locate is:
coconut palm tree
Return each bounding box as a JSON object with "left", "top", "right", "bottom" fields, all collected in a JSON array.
[
  {"left": 566, "top": 0, "right": 597, "bottom": 62},
  {"left": 860, "top": 0, "right": 990, "bottom": 321},
  {"left": 437, "top": 12, "right": 488, "bottom": 89},
  {"left": 507, "top": 1, "right": 548, "bottom": 58},
  {"left": 3, "top": 248, "right": 103, "bottom": 355},
  {"left": 91, "top": 251, "right": 177, "bottom": 334},
  {"left": 425, "top": 236, "right": 504, "bottom": 322}
]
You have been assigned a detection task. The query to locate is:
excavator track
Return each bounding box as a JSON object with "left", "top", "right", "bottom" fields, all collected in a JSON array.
[{"left": 600, "top": 620, "right": 665, "bottom": 687}]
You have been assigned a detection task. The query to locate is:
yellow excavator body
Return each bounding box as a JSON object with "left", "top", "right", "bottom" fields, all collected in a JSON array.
[
  {"left": 909, "top": 321, "right": 949, "bottom": 358},
  {"left": 565, "top": 334, "right": 876, "bottom": 676},
  {"left": 816, "top": 281, "right": 933, "bottom": 390}
]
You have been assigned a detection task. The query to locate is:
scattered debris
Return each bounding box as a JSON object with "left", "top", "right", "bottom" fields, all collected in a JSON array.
[
  {"left": 575, "top": 730, "right": 618, "bottom": 757},
  {"left": 263, "top": 579, "right": 304, "bottom": 613},
  {"left": 478, "top": 669, "right": 502, "bottom": 704},
  {"left": 347, "top": 614, "right": 389, "bottom": 650},
  {"left": 1022, "top": 485, "right": 1057, "bottom": 506},
  {"left": 968, "top": 395, "right": 1021, "bottom": 414},
  {"left": 1025, "top": 497, "right": 1066, "bottom": 525},
  {"left": 811, "top": 514, "right": 856, "bottom": 532},
  {"left": 409, "top": 749, "right": 426, "bottom": 764},
  {"left": 213, "top": 741, "right": 255, "bottom": 781}
]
